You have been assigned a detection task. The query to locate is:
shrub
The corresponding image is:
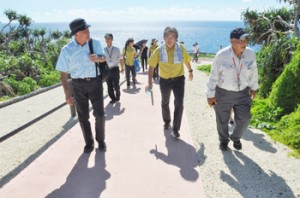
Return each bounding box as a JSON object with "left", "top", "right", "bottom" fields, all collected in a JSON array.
[
  {"left": 39, "top": 71, "right": 60, "bottom": 87},
  {"left": 22, "top": 77, "right": 38, "bottom": 91},
  {"left": 269, "top": 40, "right": 300, "bottom": 117},
  {"left": 269, "top": 105, "right": 300, "bottom": 155},
  {"left": 256, "top": 36, "right": 296, "bottom": 98},
  {"left": 197, "top": 64, "right": 212, "bottom": 74},
  {"left": 3, "top": 76, "right": 19, "bottom": 92},
  {"left": 250, "top": 98, "right": 282, "bottom": 130},
  {"left": 17, "top": 82, "right": 31, "bottom": 95}
]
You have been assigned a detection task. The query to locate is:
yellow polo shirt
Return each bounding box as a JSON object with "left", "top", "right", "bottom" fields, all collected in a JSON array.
[
  {"left": 149, "top": 44, "right": 158, "bottom": 56},
  {"left": 123, "top": 47, "right": 136, "bottom": 66},
  {"left": 148, "top": 44, "right": 191, "bottom": 79}
]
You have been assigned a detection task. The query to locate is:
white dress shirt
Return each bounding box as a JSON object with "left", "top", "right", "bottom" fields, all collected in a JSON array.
[
  {"left": 206, "top": 46, "right": 259, "bottom": 98},
  {"left": 104, "top": 45, "right": 122, "bottom": 68}
]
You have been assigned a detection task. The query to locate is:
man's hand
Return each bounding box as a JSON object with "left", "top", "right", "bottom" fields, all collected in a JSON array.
[
  {"left": 66, "top": 95, "right": 74, "bottom": 105},
  {"left": 145, "top": 82, "right": 153, "bottom": 93},
  {"left": 189, "top": 72, "right": 193, "bottom": 81},
  {"left": 89, "top": 54, "right": 106, "bottom": 63},
  {"left": 250, "top": 90, "right": 257, "bottom": 99},
  {"left": 207, "top": 97, "right": 217, "bottom": 107}
]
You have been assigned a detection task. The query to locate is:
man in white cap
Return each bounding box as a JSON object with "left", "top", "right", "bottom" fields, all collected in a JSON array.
[
  {"left": 56, "top": 18, "right": 107, "bottom": 153},
  {"left": 206, "top": 28, "right": 259, "bottom": 151}
]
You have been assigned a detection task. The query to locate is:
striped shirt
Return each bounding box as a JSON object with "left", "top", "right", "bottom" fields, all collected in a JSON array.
[{"left": 56, "top": 39, "right": 105, "bottom": 78}]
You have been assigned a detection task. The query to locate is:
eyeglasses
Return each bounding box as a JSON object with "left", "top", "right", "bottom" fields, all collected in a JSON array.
[
  {"left": 238, "top": 38, "right": 248, "bottom": 44},
  {"left": 164, "top": 35, "right": 176, "bottom": 40}
]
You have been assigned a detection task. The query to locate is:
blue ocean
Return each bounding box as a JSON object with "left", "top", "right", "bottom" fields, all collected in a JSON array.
[{"left": 30, "top": 21, "right": 258, "bottom": 53}]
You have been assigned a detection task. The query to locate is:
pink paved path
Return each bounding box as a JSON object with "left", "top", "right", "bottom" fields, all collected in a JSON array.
[{"left": 0, "top": 73, "right": 205, "bottom": 198}]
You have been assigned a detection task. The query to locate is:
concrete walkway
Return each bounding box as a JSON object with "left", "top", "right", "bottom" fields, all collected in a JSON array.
[{"left": 0, "top": 72, "right": 205, "bottom": 197}]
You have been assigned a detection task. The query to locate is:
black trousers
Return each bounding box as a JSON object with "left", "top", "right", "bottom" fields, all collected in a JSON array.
[
  {"left": 106, "top": 67, "right": 120, "bottom": 101},
  {"left": 159, "top": 76, "right": 185, "bottom": 132},
  {"left": 125, "top": 64, "right": 136, "bottom": 86},
  {"left": 72, "top": 77, "right": 105, "bottom": 147},
  {"left": 141, "top": 56, "right": 148, "bottom": 72}
]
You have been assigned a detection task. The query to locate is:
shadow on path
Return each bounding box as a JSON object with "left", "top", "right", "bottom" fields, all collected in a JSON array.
[
  {"left": 104, "top": 102, "right": 125, "bottom": 121},
  {"left": 149, "top": 129, "right": 199, "bottom": 182},
  {"left": 229, "top": 125, "right": 277, "bottom": 153},
  {"left": 243, "top": 128, "right": 277, "bottom": 153},
  {"left": 0, "top": 117, "right": 78, "bottom": 188},
  {"left": 220, "top": 151, "right": 294, "bottom": 198},
  {"left": 46, "top": 150, "right": 110, "bottom": 198},
  {"left": 122, "top": 85, "right": 141, "bottom": 94},
  {"left": 196, "top": 143, "right": 207, "bottom": 166}
]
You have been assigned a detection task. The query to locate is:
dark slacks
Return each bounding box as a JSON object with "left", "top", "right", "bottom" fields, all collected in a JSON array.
[
  {"left": 141, "top": 56, "right": 148, "bottom": 72},
  {"left": 125, "top": 64, "right": 136, "bottom": 86},
  {"left": 106, "top": 67, "right": 120, "bottom": 101},
  {"left": 72, "top": 77, "right": 105, "bottom": 147},
  {"left": 159, "top": 76, "right": 185, "bottom": 132},
  {"left": 214, "top": 86, "right": 252, "bottom": 144}
]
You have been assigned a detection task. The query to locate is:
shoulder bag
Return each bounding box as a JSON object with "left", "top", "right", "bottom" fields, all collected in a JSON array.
[{"left": 88, "top": 39, "right": 110, "bottom": 83}]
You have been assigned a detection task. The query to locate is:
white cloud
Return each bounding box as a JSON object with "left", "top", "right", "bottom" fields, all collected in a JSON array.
[{"left": 16, "top": 6, "right": 242, "bottom": 23}]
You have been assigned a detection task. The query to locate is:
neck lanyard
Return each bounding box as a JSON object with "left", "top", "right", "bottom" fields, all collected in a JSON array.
[
  {"left": 230, "top": 48, "right": 243, "bottom": 90},
  {"left": 105, "top": 46, "right": 114, "bottom": 60}
]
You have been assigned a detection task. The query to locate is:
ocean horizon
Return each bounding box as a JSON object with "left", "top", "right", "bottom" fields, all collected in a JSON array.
[{"left": 6, "top": 21, "right": 260, "bottom": 53}]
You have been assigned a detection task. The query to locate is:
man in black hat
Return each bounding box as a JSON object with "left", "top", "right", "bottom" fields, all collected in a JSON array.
[
  {"left": 56, "top": 18, "right": 107, "bottom": 153},
  {"left": 104, "top": 33, "right": 124, "bottom": 103},
  {"left": 206, "top": 28, "right": 259, "bottom": 151}
]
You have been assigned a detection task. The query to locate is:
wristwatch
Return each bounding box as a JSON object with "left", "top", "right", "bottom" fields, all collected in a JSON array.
[{"left": 189, "top": 69, "right": 193, "bottom": 73}]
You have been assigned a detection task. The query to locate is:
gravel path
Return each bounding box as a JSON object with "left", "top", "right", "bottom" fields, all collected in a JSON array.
[
  {"left": 185, "top": 60, "right": 300, "bottom": 198},
  {"left": 1, "top": 60, "right": 299, "bottom": 197}
]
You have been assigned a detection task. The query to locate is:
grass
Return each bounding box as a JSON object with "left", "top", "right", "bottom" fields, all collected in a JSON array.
[
  {"left": 197, "top": 64, "right": 212, "bottom": 74},
  {"left": 198, "top": 53, "right": 215, "bottom": 59},
  {"left": 189, "top": 53, "right": 215, "bottom": 60},
  {"left": 0, "top": 96, "right": 13, "bottom": 102}
]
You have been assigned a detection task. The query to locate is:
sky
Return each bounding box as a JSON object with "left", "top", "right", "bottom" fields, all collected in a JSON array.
[{"left": 0, "top": 0, "right": 291, "bottom": 23}]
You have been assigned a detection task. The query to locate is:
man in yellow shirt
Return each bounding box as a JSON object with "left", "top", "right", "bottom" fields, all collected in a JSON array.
[{"left": 147, "top": 26, "right": 193, "bottom": 138}]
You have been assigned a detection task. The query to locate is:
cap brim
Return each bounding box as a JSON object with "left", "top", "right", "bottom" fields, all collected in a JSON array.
[{"left": 240, "top": 33, "right": 250, "bottom": 40}]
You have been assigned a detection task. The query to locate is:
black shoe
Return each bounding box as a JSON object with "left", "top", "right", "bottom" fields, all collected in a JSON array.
[
  {"left": 99, "top": 142, "right": 107, "bottom": 152},
  {"left": 219, "top": 143, "right": 228, "bottom": 151},
  {"left": 116, "top": 96, "right": 120, "bottom": 101},
  {"left": 171, "top": 130, "right": 180, "bottom": 138},
  {"left": 109, "top": 100, "right": 116, "bottom": 104},
  {"left": 84, "top": 144, "right": 94, "bottom": 153},
  {"left": 233, "top": 140, "right": 242, "bottom": 150},
  {"left": 164, "top": 123, "right": 171, "bottom": 130}
]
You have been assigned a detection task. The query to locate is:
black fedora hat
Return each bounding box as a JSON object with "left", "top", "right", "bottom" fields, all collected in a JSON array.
[{"left": 69, "top": 18, "right": 91, "bottom": 36}]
